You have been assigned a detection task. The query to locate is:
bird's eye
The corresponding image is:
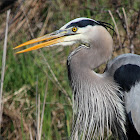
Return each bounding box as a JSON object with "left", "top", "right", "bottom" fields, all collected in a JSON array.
[{"left": 72, "top": 27, "right": 77, "bottom": 32}]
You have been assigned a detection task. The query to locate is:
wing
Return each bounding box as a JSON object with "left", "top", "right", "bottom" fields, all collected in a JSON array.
[{"left": 105, "top": 53, "right": 140, "bottom": 136}]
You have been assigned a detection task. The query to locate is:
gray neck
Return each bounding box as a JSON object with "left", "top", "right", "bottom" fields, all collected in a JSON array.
[{"left": 67, "top": 26, "right": 126, "bottom": 139}]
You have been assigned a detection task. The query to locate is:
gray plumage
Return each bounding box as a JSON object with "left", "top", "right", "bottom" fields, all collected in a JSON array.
[
  {"left": 106, "top": 54, "right": 140, "bottom": 76},
  {"left": 106, "top": 54, "right": 140, "bottom": 135}
]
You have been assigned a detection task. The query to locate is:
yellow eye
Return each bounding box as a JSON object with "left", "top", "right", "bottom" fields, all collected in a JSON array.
[{"left": 72, "top": 27, "right": 77, "bottom": 32}]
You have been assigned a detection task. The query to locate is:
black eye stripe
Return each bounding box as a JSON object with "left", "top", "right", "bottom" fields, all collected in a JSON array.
[
  {"left": 66, "top": 20, "right": 99, "bottom": 28},
  {"left": 65, "top": 19, "right": 115, "bottom": 33}
]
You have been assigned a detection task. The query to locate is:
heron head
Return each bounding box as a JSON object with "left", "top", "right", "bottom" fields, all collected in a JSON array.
[{"left": 14, "top": 17, "right": 114, "bottom": 54}]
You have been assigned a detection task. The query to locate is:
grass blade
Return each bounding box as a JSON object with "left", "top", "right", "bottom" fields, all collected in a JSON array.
[
  {"left": 39, "top": 82, "right": 48, "bottom": 140},
  {"left": 0, "top": 9, "right": 10, "bottom": 130}
]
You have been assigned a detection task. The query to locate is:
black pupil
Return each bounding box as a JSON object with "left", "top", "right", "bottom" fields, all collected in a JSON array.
[{"left": 73, "top": 27, "right": 76, "bottom": 31}]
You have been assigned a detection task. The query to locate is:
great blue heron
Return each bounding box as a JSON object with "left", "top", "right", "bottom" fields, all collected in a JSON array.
[{"left": 14, "top": 17, "right": 140, "bottom": 140}]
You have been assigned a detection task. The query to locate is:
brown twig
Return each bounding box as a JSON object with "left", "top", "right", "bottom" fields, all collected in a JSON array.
[
  {"left": 116, "top": 9, "right": 126, "bottom": 32},
  {"left": 39, "top": 7, "right": 53, "bottom": 36},
  {"left": 108, "top": 10, "right": 122, "bottom": 49},
  {"left": 34, "top": 59, "right": 72, "bottom": 105},
  {"left": 21, "top": 4, "right": 34, "bottom": 38},
  {"left": 39, "top": 50, "right": 72, "bottom": 105},
  {"left": 122, "top": 7, "right": 134, "bottom": 53},
  {"left": 122, "top": 8, "right": 129, "bottom": 36},
  {"left": 3, "top": 85, "right": 30, "bottom": 103},
  {"left": 131, "top": 9, "right": 140, "bottom": 40}
]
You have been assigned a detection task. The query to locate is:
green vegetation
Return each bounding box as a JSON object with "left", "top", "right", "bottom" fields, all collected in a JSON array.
[{"left": 0, "top": 0, "right": 139, "bottom": 139}]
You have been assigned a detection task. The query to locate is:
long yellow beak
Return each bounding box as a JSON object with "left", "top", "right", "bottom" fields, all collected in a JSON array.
[{"left": 14, "top": 30, "right": 66, "bottom": 54}]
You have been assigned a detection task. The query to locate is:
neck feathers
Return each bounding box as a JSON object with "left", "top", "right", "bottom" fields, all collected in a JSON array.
[{"left": 69, "top": 71, "right": 126, "bottom": 139}]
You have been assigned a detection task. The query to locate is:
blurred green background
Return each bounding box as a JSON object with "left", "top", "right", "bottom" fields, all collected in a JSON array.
[{"left": 0, "top": 0, "right": 139, "bottom": 139}]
